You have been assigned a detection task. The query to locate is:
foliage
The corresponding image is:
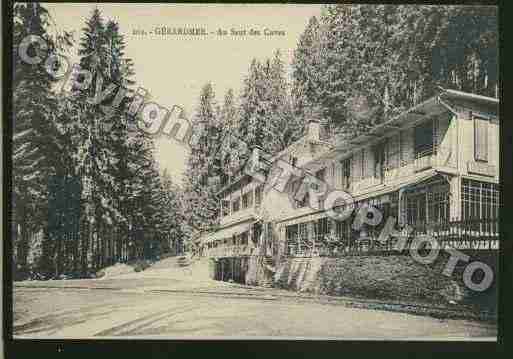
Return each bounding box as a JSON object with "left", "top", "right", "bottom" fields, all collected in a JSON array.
[
  {"left": 291, "top": 4, "right": 498, "bottom": 135},
  {"left": 12, "top": 5, "right": 186, "bottom": 279}
]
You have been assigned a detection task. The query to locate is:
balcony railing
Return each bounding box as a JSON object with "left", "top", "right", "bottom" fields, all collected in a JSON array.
[
  {"left": 220, "top": 206, "right": 257, "bottom": 226},
  {"left": 203, "top": 244, "right": 255, "bottom": 258},
  {"left": 414, "top": 145, "right": 455, "bottom": 172},
  {"left": 285, "top": 219, "right": 499, "bottom": 257},
  {"left": 203, "top": 219, "right": 499, "bottom": 259}
]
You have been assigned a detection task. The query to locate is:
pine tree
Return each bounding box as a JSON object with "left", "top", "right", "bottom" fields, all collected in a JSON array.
[
  {"left": 291, "top": 5, "right": 498, "bottom": 136},
  {"left": 267, "top": 50, "right": 303, "bottom": 151},
  {"left": 12, "top": 3, "right": 64, "bottom": 278},
  {"left": 218, "top": 88, "right": 241, "bottom": 177},
  {"left": 183, "top": 83, "right": 223, "bottom": 234},
  {"left": 291, "top": 16, "right": 322, "bottom": 121},
  {"left": 238, "top": 59, "right": 267, "bottom": 151}
]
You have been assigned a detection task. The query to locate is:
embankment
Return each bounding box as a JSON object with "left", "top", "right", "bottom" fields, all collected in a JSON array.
[{"left": 209, "top": 250, "right": 497, "bottom": 315}]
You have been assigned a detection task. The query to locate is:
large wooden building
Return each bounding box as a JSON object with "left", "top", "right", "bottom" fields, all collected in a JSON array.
[{"left": 198, "top": 88, "right": 499, "bottom": 266}]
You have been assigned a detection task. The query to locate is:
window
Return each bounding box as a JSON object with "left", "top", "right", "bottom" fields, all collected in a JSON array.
[
  {"left": 286, "top": 224, "right": 299, "bottom": 254},
  {"left": 339, "top": 157, "right": 351, "bottom": 189},
  {"left": 414, "top": 119, "right": 434, "bottom": 158},
  {"left": 232, "top": 197, "right": 240, "bottom": 213},
  {"left": 299, "top": 222, "right": 309, "bottom": 241},
  {"left": 315, "top": 169, "right": 326, "bottom": 209},
  {"left": 316, "top": 168, "right": 326, "bottom": 181},
  {"left": 462, "top": 179, "right": 499, "bottom": 220},
  {"left": 294, "top": 180, "right": 309, "bottom": 208},
  {"left": 406, "top": 193, "right": 427, "bottom": 224},
  {"left": 373, "top": 141, "right": 386, "bottom": 180},
  {"left": 248, "top": 191, "right": 253, "bottom": 207},
  {"left": 361, "top": 149, "right": 365, "bottom": 179},
  {"left": 252, "top": 222, "right": 262, "bottom": 244},
  {"left": 240, "top": 232, "right": 248, "bottom": 246},
  {"left": 242, "top": 191, "right": 253, "bottom": 209},
  {"left": 286, "top": 224, "right": 298, "bottom": 241},
  {"left": 297, "top": 192, "right": 309, "bottom": 208},
  {"left": 291, "top": 156, "right": 298, "bottom": 167},
  {"left": 406, "top": 182, "right": 450, "bottom": 225},
  {"left": 320, "top": 122, "right": 332, "bottom": 141},
  {"left": 220, "top": 173, "right": 229, "bottom": 187},
  {"left": 462, "top": 179, "right": 499, "bottom": 233},
  {"left": 221, "top": 200, "right": 230, "bottom": 216},
  {"left": 427, "top": 184, "right": 450, "bottom": 223},
  {"left": 474, "top": 116, "right": 488, "bottom": 162},
  {"left": 399, "top": 130, "right": 412, "bottom": 166},
  {"left": 314, "top": 218, "right": 330, "bottom": 240},
  {"left": 335, "top": 218, "right": 351, "bottom": 241},
  {"left": 387, "top": 134, "right": 400, "bottom": 170},
  {"left": 254, "top": 185, "right": 262, "bottom": 207},
  {"left": 265, "top": 222, "right": 274, "bottom": 249}
]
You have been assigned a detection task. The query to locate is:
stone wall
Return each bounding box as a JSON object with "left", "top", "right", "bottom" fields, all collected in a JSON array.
[
  {"left": 245, "top": 256, "right": 274, "bottom": 287},
  {"left": 273, "top": 252, "right": 497, "bottom": 309},
  {"left": 210, "top": 251, "right": 497, "bottom": 313}
]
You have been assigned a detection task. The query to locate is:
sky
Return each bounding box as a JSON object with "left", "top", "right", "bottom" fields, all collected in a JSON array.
[{"left": 44, "top": 3, "right": 323, "bottom": 183}]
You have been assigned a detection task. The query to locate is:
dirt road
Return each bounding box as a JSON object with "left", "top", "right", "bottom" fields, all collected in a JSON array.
[{"left": 13, "top": 257, "right": 497, "bottom": 339}]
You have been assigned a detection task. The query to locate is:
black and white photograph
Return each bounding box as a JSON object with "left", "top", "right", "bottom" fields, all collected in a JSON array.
[{"left": 3, "top": 1, "right": 504, "bottom": 349}]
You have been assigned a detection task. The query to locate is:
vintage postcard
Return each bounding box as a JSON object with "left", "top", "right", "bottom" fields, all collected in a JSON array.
[{"left": 8, "top": 2, "right": 499, "bottom": 343}]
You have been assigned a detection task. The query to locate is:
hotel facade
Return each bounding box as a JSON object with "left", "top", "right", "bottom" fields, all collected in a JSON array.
[{"left": 196, "top": 88, "right": 500, "bottom": 277}]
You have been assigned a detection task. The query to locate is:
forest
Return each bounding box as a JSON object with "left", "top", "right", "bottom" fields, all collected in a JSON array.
[{"left": 12, "top": 4, "right": 498, "bottom": 280}]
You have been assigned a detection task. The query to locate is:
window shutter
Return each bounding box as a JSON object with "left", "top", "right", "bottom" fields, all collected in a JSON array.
[{"left": 474, "top": 117, "right": 488, "bottom": 161}]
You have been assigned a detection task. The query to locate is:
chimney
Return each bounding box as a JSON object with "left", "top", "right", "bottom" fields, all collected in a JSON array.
[
  {"left": 306, "top": 106, "right": 322, "bottom": 143},
  {"left": 250, "top": 145, "right": 263, "bottom": 167},
  {"left": 245, "top": 145, "right": 264, "bottom": 179},
  {"left": 307, "top": 119, "right": 320, "bottom": 143}
]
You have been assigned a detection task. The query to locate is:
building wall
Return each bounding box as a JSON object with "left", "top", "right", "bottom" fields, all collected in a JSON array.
[
  {"left": 219, "top": 178, "right": 260, "bottom": 227},
  {"left": 326, "top": 112, "right": 455, "bottom": 199},
  {"left": 206, "top": 96, "right": 499, "bottom": 255},
  {"left": 276, "top": 103, "right": 499, "bottom": 224},
  {"left": 456, "top": 109, "right": 499, "bottom": 183},
  {"left": 218, "top": 137, "right": 331, "bottom": 227}
]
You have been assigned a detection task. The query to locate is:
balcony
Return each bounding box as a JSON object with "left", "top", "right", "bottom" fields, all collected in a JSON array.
[
  {"left": 284, "top": 218, "right": 499, "bottom": 258},
  {"left": 414, "top": 145, "right": 455, "bottom": 172},
  {"left": 204, "top": 244, "right": 255, "bottom": 258},
  {"left": 220, "top": 206, "right": 258, "bottom": 227}
]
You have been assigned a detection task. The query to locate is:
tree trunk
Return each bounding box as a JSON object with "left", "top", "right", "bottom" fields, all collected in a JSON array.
[{"left": 17, "top": 213, "right": 29, "bottom": 277}]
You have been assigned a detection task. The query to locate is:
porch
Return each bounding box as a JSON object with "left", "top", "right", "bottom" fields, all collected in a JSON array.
[
  {"left": 201, "top": 220, "right": 275, "bottom": 259},
  {"left": 281, "top": 176, "right": 499, "bottom": 257},
  {"left": 282, "top": 218, "right": 499, "bottom": 258}
]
